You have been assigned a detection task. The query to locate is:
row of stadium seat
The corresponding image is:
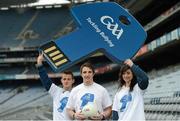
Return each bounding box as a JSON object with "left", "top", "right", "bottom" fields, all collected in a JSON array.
[
  {"left": 145, "top": 112, "right": 180, "bottom": 120},
  {"left": 0, "top": 7, "right": 73, "bottom": 48}
]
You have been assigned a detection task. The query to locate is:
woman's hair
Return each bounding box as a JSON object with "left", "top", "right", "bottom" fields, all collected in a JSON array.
[{"left": 118, "top": 64, "right": 136, "bottom": 92}]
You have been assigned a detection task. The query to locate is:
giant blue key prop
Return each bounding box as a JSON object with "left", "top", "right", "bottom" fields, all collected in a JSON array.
[{"left": 39, "top": 2, "right": 147, "bottom": 72}]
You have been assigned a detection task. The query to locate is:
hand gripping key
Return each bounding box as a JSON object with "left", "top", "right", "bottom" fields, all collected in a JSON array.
[{"left": 39, "top": 2, "right": 147, "bottom": 72}]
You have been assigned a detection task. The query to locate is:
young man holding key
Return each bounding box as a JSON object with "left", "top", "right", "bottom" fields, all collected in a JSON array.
[{"left": 36, "top": 54, "right": 75, "bottom": 120}]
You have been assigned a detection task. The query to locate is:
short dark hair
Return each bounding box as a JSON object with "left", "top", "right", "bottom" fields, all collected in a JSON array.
[
  {"left": 62, "top": 70, "right": 74, "bottom": 79},
  {"left": 80, "top": 62, "right": 95, "bottom": 74}
]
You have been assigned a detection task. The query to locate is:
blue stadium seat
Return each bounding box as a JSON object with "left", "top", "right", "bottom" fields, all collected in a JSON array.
[{"left": 0, "top": 7, "right": 74, "bottom": 48}]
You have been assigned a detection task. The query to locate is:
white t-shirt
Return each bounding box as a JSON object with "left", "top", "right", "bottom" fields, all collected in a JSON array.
[
  {"left": 66, "top": 82, "right": 112, "bottom": 113},
  {"left": 49, "top": 83, "right": 71, "bottom": 121},
  {"left": 112, "top": 84, "right": 145, "bottom": 121}
]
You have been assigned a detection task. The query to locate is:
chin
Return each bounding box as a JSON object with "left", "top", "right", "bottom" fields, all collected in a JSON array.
[{"left": 125, "top": 80, "right": 131, "bottom": 83}]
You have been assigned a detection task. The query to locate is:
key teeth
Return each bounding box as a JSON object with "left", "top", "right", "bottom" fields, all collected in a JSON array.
[{"left": 40, "top": 41, "right": 70, "bottom": 68}]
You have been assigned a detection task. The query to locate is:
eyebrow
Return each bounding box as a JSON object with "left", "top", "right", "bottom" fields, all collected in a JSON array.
[{"left": 83, "top": 71, "right": 92, "bottom": 72}]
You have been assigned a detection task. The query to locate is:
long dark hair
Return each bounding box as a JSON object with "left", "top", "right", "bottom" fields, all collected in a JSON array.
[{"left": 118, "top": 64, "right": 136, "bottom": 92}]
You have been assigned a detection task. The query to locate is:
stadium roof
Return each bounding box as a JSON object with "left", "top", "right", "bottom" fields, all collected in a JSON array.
[
  {"left": 28, "top": 0, "right": 71, "bottom": 6},
  {"left": 0, "top": 0, "right": 97, "bottom": 9},
  {"left": 0, "top": 0, "right": 37, "bottom": 7}
]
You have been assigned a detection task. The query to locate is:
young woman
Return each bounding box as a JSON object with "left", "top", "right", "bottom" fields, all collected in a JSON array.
[{"left": 112, "top": 59, "right": 149, "bottom": 121}]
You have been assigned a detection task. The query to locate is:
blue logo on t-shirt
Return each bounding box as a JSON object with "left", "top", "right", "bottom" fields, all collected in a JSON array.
[
  {"left": 57, "top": 97, "right": 68, "bottom": 112},
  {"left": 80, "top": 93, "right": 94, "bottom": 109},
  {"left": 120, "top": 93, "right": 132, "bottom": 112}
]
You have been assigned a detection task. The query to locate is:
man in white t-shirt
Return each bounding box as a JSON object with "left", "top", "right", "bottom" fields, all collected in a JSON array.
[
  {"left": 36, "top": 54, "right": 75, "bottom": 120},
  {"left": 66, "top": 62, "right": 112, "bottom": 120}
]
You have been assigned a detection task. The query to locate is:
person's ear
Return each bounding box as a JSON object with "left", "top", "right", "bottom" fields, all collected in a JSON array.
[
  {"left": 93, "top": 72, "right": 95, "bottom": 76},
  {"left": 60, "top": 78, "right": 63, "bottom": 84},
  {"left": 72, "top": 79, "right": 75, "bottom": 84}
]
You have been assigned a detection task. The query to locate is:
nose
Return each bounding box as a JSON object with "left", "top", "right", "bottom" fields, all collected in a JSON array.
[{"left": 124, "top": 74, "right": 129, "bottom": 78}]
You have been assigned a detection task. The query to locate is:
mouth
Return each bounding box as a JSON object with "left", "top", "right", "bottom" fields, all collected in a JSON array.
[
  {"left": 64, "top": 83, "right": 69, "bottom": 85},
  {"left": 124, "top": 78, "right": 131, "bottom": 81},
  {"left": 84, "top": 76, "right": 90, "bottom": 79}
]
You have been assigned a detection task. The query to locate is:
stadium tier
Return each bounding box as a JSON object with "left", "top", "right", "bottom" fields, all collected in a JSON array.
[
  {"left": 0, "top": 7, "right": 74, "bottom": 48},
  {"left": 0, "top": 0, "right": 37, "bottom": 7},
  {"left": 0, "top": 0, "right": 180, "bottom": 120}
]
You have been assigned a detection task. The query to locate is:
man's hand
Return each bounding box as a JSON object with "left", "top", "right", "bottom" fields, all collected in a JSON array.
[
  {"left": 90, "top": 112, "right": 105, "bottom": 120},
  {"left": 74, "top": 111, "right": 86, "bottom": 120},
  {"left": 37, "top": 54, "right": 44, "bottom": 66}
]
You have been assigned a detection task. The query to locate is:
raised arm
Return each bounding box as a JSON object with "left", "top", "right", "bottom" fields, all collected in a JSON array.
[
  {"left": 36, "top": 54, "right": 52, "bottom": 91},
  {"left": 124, "top": 59, "right": 149, "bottom": 90}
]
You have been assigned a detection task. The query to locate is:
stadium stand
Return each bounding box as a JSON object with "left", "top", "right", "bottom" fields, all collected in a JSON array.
[
  {"left": 0, "top": 7, "right": 73, "bottom": 48},
  {"left": 144, "top": 65, "right": 180, "bottom": 120},
  {"left": 0, "top": 0, "right": 37, "bottom": 7},
  {"left": 0, "top": 0, "right": 179, "bottom": 120},
  {"left": 0, "top": 84, "right": 52, "bottom": 120}
]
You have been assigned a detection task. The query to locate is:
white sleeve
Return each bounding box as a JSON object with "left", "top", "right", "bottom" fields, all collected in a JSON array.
[
  {"left": 112, "top": 93, "right": 118, "bottom": 111},
  {"left": 48, "top": 83, "right": 63, "bottom": 98},
  {"left": 134, "top": 84, "right": 146, "bottom": 95},
  {"left": 102, "top": 89, "right": 112, "bottom": 109},
  {"left": 66, "top": 89, "right": 75, "bottom": 110}
]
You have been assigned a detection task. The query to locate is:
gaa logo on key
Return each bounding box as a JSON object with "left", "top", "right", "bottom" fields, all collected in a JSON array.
[{"left": 100, "top": 15, "right": 124, "bottom": 40}]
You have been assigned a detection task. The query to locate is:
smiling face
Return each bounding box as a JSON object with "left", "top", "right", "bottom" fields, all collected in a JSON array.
[
  {"left": 80, "top": 62, "right": 95, "bottom": 86},
  {"left": 61, "top": 73, "right": 74, "bottom": 90},
  {"left": 81, "top": 66, "right": 94, "bottom": 85},
  {"left": 122, "top": 69, "right": 133, "bottom": 85},
  {"left": 119, "top": 64, "right": 137, "bottom": 91}
]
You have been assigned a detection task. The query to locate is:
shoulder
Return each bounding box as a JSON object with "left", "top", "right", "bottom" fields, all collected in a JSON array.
[
  {"left": 133, "top": 83, "right": 143, "bottom": 92},
  {"left": 49, "top": 83, "right": 60, "bottom": 90},
  {"left": 94, "top": 83, "right": 107, "bottom": 92},
  {"left": 71, "top": 83, "right": 83, "bottom": 93},
  {"left": 48, "top": 83, "right": 63, "bottom": 96},
  {"left": 94, "top": 82, "right": 104, "bottom": 88}
]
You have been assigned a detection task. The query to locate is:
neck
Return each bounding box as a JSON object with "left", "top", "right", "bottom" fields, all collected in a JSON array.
[
  {"left": 63, "top": 87, "right": 72, "bottom": 91},
  {"left": 125, "top": 81, "right": 131, "bottom": 87},
  {"left": 84, "top": 80, "right": 94, "bottom": 86}
]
